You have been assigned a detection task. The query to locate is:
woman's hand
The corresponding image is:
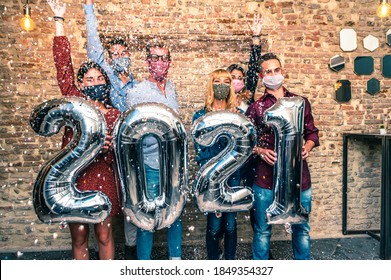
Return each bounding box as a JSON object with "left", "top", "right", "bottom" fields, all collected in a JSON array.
[
  {"left": 229, "top": 107, "right": 240, "bottom": 113},
  {"left": 248, "top": 13, "right": 262, "bottom": 36},
  {"left": 102, "top": 134, "right": 113, "bottom": 154},
  {"left": 47, "top": 0, "right": 66, "bottom": 17}
]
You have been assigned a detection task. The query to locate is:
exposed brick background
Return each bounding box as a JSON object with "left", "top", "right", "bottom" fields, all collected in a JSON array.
[{"left": 0, "top": 0, "right": 390, "bottom": 253}]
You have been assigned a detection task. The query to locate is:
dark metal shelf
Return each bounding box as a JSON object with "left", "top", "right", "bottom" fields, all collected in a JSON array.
[{"left": 342, "top": 133, "right": 391, "bottom": 259}]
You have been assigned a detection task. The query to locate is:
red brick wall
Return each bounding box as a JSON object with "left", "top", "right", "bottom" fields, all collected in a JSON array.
[{"left": 0, "top": 0, "right": 390, "bottom": 252}]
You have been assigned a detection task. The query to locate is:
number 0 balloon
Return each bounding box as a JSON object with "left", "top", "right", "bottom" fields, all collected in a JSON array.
[
  {"left": 263, "top": 96, "right": 308, "bottom": 224},
  {"left": 29, "top": 97, "right": 112, "bottom": 224},
  {"left": 114, "top": 103, "right": 188, "bottom": 231}
]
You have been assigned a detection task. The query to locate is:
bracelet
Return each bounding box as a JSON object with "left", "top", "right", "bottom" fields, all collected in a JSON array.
[{"left": 53, "top": 16, "right": 65, "bottom": 21}]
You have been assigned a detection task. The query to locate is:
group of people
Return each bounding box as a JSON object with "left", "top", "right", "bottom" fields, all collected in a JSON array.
[{"left": 46, "top": 0, "right": 319, "bottom": 260}]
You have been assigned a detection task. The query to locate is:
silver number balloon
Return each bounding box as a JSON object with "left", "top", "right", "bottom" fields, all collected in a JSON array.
[
  {"left": 114, "top": 103, "right": 188, "bottom": 231},
  {"left": 29, "top": 97, "right": 111, "bottom": 224},
  {"left": 264, "top": 96, "right": 308, "bottom": 224},
  {"left": 191, "top": 111, "right": 256, "bottom": 213}
]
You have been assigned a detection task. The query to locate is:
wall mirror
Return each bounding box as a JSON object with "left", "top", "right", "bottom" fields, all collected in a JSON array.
[
  {"left": 354, "top": 56, "right": 374, "bottom": 75},
  {"left": 329, "top": 55, "right": 345, "bottom": 72},
  {"left": 363, "top": 35, "right": 379, "bottom": 52},
  {"left": 340, "top": 29, "right": 357, "bottom": 51},
  {"left": 382, "top": 55, "right": 391, "bottom": 78},
  {"left": 335, "top": 80, "right": 351, "bottom": 102},
  {"left": 367, "top": 78, "right": 381, "bottom": 95}
]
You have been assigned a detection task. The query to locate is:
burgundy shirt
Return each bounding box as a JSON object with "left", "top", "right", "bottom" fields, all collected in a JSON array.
[
  {"left": 52, "top": 36, "right": 121, "bottom": 216},
  {"left": 245, "top": 87, "right": 320, "bottom": 190},
  {"left": 53, "top": 36, "right": 83, "bottom": 98}
]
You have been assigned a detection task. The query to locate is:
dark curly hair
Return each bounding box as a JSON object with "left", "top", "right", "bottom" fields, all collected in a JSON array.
[
  {"left": 76, "top": 61, "right": 111, "bottom": 86},
  {"left": 226, "top": 64, "right": 246, "bottom": 77}
]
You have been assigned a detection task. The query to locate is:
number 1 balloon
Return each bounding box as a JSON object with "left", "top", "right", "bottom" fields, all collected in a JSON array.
[
  {"left": 113, "top": 103, "right": 188, "bottom": 231},
  {"left": 263, "top": 96, "right": 308, "bottom": 224},
  {"left": 191, "top": 111, "right": 256, "bottom": 213},
  {"left": 29, "top": 97, "right": 111, "bottom": 224}
]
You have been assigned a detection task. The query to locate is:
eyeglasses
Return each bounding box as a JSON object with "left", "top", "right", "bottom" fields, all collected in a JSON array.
[{"left": 147, "top": 54, "right": 171, "bottom": 62}]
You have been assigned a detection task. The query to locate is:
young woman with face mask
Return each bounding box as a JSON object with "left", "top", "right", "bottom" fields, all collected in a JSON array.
[
  {"left": 49, "top": 0, "right": 121, "bottom": 260},
  {"left": 192, "top": 69, "right": 242, "bottom": 260}
]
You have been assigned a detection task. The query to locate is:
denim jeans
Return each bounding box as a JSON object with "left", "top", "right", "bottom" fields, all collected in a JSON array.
[
  {"left": 206, "top": 212, "right": 237, "bottom": 259},
  {"left": 252, "top": 184, "right": 312, "bottom": 260},
  {"left": 205, "top": 173, "right": 240, "bottom": 260},
  {"left": 136, "top": 165, "right": 182, "bottom": 260}
]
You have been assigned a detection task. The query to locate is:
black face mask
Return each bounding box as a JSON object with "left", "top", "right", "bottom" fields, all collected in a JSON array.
[{"left": 82, "top": 84, "right": 110, "bottom": 103}]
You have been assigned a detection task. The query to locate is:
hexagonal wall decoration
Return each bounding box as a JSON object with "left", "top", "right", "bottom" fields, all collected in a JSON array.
[
  {"left": 329, "top": 55, "right": 345, "bottom": 72},
  {"left": 366, "top": 78, "right": 381, "bottom": 95},
  {"left": 382, "top": 55, "right": 391, "bottom": 78},
  {"left": 363, "top": 35, "right": 379, "bottom": 52},
  {"left": 340, "top": 29, "right": 357, "bottom": 52},
  {"left": 335, "top": 80, "right": 351, "bottom": 102},
  {"left": 354, "top": 56, "right": 374, "bottom": 75}
]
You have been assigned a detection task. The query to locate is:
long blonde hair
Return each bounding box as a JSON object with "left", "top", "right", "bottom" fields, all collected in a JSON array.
[{"left": 205, "top": 69, "right": 237, "bottom": 112}]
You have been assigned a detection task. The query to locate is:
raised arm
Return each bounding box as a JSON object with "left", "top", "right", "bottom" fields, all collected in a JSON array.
[
  {"left": 84, "top": 0, "right": 106, "bottom": 65},
  {"left": 83, "top": 0, "right": 136, "bottom": 112},
  {"left": 246, "top": 14, "right": 262, "bottom": 101},
  {"left": 48, "top": 0, "right": 81, "bottom": 97},
  {"left": 48, "top": 0, "right": 66, "bottom": 36}
]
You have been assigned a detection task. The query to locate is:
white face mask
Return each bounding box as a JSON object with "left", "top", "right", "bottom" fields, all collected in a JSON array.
[{"left": 262, "top": 74, "right": 284, "bottom": 90}]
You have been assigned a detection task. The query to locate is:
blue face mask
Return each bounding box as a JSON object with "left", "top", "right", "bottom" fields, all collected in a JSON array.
[
  {"left": 82, "top": 84, "right": 110, "bottom": 103},
  {"left": 111, "top": 57, "right": 130, "bottom": 73}
]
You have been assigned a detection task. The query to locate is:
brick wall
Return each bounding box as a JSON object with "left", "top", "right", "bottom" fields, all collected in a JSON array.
[{"left": 0, "top": 0, "right": 390, "bottom": 252}]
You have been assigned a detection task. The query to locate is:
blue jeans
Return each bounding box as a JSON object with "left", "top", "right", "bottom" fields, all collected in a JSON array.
[
  {"left": 136, "top": 165, "right": 182, "bottom": 260},
  {"left": 252, "top": 184, "right": 312, "bottom": 260},
  {"left": 206, "top": 212, "right": 237, "bottom": 259},
  {"left": 205, "top": 173, "right": 240, "bottom": 260}
]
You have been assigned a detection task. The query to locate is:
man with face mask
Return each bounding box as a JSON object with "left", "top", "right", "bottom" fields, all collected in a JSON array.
[
  {"left": 83, "top": 0, "right": 139, "bottom": 260},
  {"left": 245, "top": 53, "right": 320, "bottom": 260},
  {"left": 125, "top": 40, "right": 181, "bottom": 260},
  {"left": 84, "top": 0, "right": 138, "bottom": 113}
]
